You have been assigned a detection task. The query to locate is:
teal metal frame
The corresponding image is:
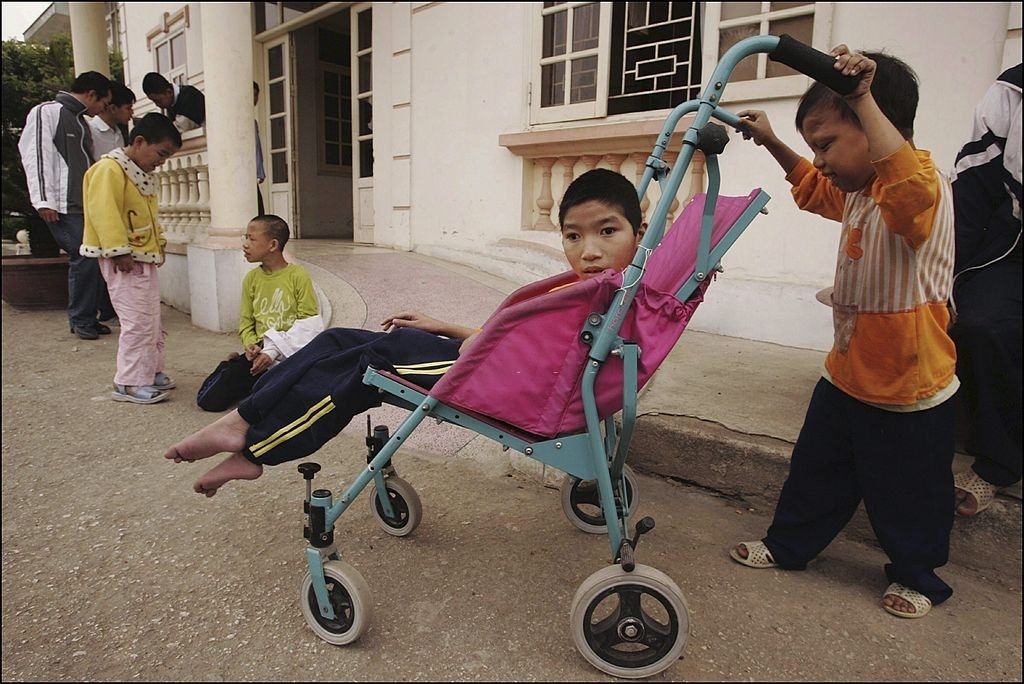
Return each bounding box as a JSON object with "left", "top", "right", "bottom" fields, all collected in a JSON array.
[{"left": 304, "top": 34, "right": 784, "bottom": 620}]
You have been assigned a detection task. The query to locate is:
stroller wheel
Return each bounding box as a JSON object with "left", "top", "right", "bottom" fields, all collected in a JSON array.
[
  {"left": 368, "top": 476, "right": 422, "bottom": 537},
  {"left": 570, "top": 563, "right": 689, "bottom": 679},
  {"left": 300, "top": 560, "right": 372, "bottom": 645},
  {"left": 560, "top": 465, "right": 639, "bottom": 534}
]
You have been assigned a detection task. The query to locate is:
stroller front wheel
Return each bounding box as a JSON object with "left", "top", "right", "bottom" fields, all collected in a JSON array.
[
  {"left": 570, "top": 563, "right": 689, "bottom": 679},
  {"left": 300, "top": 560, "right": 372, "bottom": 645},
  {"left": 369, "top": 476, "right": 423, "bottom": 537},
  {"left": 560, "top": 465, "right": 640, "bottom": 534}
]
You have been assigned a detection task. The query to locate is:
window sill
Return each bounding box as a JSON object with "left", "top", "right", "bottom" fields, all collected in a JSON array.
[
  {"left": 717, "top": 74, "right": 812, "bottom": 104},
  {"left": 499, "top": 116, "right": 698, "bottom": 159}
]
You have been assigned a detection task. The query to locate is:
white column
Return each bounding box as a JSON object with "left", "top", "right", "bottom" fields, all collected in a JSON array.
[
  {"left": 69, "top": 2, "right": 110, "bottom": 77},
  {"left": 187, "top": 3, "right": 256, "bottom": 332}
]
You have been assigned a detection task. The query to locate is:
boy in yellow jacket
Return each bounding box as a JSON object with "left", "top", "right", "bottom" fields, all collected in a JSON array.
[
  {"left": 729, "top": 46, "right": 957, "bottom": 620},
  {"left": 81, "top": 113, "right": 182, "bottom": 404}
]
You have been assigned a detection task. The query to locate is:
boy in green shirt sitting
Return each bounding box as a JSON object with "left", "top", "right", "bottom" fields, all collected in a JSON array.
[{"left": 196, "top": 215, "right": 321, "bottom": 411}]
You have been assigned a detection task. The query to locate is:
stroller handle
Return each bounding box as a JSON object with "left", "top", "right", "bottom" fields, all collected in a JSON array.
[
  {"left": 590, "top": 34, "right": 861, "bottom": 364},
  {"left": 768, "top": 34, "right": 861, "bottom": 96}
]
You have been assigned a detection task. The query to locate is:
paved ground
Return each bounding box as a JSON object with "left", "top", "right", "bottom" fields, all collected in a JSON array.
[{"left": 2, "top": 244, "right": 1021, "bottom": 681}]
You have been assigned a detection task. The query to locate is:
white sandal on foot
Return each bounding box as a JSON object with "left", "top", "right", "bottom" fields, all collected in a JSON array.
[
  {"left": 954, "top": 470, "right": 998, "bottom": 516},
  {"left": 882, "top": 582, "right": 932, "bottom": 619},
  {"left": 729, "top": 540, "right": 778, "bottom": 568}
]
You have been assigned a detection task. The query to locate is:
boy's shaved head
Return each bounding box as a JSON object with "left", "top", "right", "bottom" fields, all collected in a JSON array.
[
  {"left": 559, "top": 169, "right": 643, "bottom": 235},
  {"left": 250, "top": 214, "right": 290, "bottom": 249}
]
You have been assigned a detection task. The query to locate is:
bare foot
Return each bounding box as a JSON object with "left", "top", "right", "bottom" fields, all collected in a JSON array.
[
  {"left": 882, "top": 592, "right": 917, "bottom": 615},
  {"left": 165, "top": 410, "right": 249, "bottom": 463},
  {"left": 955, "top": 487, "right": 979, "bottom": 516},
  {"left": 734, "top": 543, "right": 749, "bottom": 559},
  {"left": 193, "top": 453, "right": 264, "bottom": 497}
]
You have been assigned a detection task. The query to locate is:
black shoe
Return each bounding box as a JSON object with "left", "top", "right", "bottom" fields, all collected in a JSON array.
[
  {"left": 94, "top": 322, "right": 112, "bottom": 335},
  {"left": 70, "top": 325, "right": 100, "bottom": 340}
]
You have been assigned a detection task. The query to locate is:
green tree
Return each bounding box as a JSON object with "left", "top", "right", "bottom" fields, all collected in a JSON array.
[{"left": 2, "top": 34, "right": 122, "bottom": 256}]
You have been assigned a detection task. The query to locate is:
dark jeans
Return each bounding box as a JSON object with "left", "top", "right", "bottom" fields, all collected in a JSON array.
[
  {"left": 45, "top": 213, "right": 115, "bottom": 329},
  {"left": 950, "top": 259, "right": 1022, "bottom": 486},
  {"left": 763, "top": 379, "right": 956, "bottom": 606}
]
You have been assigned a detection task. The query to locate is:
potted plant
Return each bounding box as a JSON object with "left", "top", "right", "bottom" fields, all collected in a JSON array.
[{"left": 1, "top": 36, "right": 73, "bottom": 308}]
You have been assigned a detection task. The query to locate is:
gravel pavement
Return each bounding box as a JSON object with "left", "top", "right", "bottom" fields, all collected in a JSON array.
[{"left": 2, "top": 302, "right": 1021, "bottom": 681}]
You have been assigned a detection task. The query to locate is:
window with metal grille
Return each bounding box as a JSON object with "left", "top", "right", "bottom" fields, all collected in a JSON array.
[{"left": 607, "top": 2, "right": 703, "bottom": 116}]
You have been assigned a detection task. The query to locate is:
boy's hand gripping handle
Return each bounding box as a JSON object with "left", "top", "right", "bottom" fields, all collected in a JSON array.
[{"left": 768, "top": 34, "right": 860, "bottom": 96}]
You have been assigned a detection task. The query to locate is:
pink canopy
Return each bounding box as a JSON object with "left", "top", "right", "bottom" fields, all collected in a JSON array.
[{"left": 430, "top": 190, "right": 763, "bottom": 438}]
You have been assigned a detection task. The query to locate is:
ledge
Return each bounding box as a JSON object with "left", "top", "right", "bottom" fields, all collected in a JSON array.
[
  {"left": 165, "top": 241, "right": 189, "bottom": 256},
  {"left": 498, "top": 116, "right": 701, "bottom": 158},
  {"left": 175, "top": 132, "right": 207, "bottom": 155}
]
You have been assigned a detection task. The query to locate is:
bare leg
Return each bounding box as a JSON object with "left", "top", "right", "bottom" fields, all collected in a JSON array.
[
  {"left": 193, "top": 453, "right": 264, "bottom": 497},
  {"left": 165, "top": 409, "right": 249, "bottom": 463}
]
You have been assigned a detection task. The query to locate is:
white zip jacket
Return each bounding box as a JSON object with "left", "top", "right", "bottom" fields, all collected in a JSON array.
[{"left": 17, "top": 91, "right": 96, "bottom": 215}]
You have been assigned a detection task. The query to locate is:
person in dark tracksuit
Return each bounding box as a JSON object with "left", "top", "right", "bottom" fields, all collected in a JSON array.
[
  {"left": 142, "top": 72, "right": 206, "bottom": 133},
  {"left": 948, "top": 63, "right": 1022, "bottom": 517}
]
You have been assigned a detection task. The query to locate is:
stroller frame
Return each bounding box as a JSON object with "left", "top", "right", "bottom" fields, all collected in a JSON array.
[{"left": 296, "top": 33, "right": 858, "bottom": 678}]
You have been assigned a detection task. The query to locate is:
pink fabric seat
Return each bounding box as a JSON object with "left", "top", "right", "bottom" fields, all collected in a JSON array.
[{"left": 429, "top": 190, "right": 763, "bottom": 439}]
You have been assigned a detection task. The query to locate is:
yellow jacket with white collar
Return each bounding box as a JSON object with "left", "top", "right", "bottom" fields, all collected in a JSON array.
[{"left": 81, "top": 157, "right": 166, "bottom": 264}]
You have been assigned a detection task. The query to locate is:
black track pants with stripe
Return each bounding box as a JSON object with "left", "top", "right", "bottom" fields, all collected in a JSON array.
[{"left": 237, "top": 327, "right": 461, "bottom": 466}]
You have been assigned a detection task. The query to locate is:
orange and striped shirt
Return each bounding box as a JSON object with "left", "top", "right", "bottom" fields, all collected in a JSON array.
[{"left": 787, "top": 143, "right": 957, "bottom": 407}]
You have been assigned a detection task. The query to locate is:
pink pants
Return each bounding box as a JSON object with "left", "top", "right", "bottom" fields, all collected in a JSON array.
[{"left": 99, "top": 259, "right": 166, "bottom": 387}]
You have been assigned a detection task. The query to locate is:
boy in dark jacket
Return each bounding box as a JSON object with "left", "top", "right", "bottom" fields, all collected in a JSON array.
[{"left": 142, "top": 72, "right": 206, "bottom": 132}]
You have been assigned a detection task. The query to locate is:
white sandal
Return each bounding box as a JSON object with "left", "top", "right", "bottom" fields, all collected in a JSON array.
[
  {"left": 729, "top": 540, "right": 777, "bottom": 568},
  {"left": 954, "top": 469, "right": 998, "bottom": 516},
  {"left": 882, "top": 582, "right": 932, "bottom": 619}
]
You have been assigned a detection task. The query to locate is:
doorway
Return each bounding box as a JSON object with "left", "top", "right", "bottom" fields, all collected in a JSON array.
[{"left": 289, "top": 9, "right": 356, "bottom": 239}]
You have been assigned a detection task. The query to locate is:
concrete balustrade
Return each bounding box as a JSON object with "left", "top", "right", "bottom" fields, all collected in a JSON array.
[
  {"left": 499, "top": 117, "right": 712, "bottom": 235},
  {"left": 155, "top": 148, "right": 211, "bottom": 245}
]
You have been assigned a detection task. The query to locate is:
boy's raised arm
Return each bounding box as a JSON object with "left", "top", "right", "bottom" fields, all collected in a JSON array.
[
  {"left": 836, "top": 46, "right": 940, "bottom": 248},
  {"left": 833, "top": 46, "right": 906, "bottom": 163}
]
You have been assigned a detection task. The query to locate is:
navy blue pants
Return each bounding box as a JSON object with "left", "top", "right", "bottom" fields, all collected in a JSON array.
[
  {"left": 238, "top": 327, "right": 461, "bottom": 466},
  {"left": 47, "top": 213, "right": 115, "bottom": 329},
  {"left": 950, "top": 258, "right": 1022, "bottom": 486},
  {"left": 763, "top": 378, "right": 956, "bottom": 606}
]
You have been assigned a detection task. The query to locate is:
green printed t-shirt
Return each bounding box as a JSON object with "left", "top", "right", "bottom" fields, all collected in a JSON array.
[{"left": 239, "top": 263, "right": 318, "bottom": 348}]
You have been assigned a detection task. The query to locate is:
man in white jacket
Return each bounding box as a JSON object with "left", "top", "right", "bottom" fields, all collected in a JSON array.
[{"left": 18, "top": 71, "right": 115, "bottom": 340}]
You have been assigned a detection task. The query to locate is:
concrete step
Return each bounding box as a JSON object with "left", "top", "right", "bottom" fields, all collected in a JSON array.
[
  {"left": 627, "top": 413, "right": 1022, "bottom": 578},
  {"left": 416, "top": 234, "right": 566, "bottom": 287}
]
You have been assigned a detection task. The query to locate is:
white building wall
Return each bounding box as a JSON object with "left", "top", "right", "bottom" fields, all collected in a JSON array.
[
  {"left": 396, "top": 2, "right": 1014, "bottom": 351},
  {"left": 115, "top": 2, "right": 1016, "bottom": 350},
  {"left": 121, "top": 2, "right": 204, "bottom": 116},
  {"left": 407, "top": 3, "right": 527, "bottom": 251}
]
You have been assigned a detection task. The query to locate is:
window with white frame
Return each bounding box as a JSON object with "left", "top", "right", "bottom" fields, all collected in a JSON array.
[
  {"left": 714, "top": 2, "right": 814, "bottom": 81},
  {"left": 317, "top": 26, "right": 353, "bottom": 173},
  {"left": 153, "top": 30, "right": 187, "bottom": 86},
  {"left": 702, "top": 2, "right": 832, "bottom": 101},
  {"left": 254, "top": 2, "right": 331, "bottom": 34},
  {"left": 531, "top": 2, "right": 830, "bottom": 124}
]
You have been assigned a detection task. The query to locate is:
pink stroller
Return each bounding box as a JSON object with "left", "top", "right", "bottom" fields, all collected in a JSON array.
[{"left": 293, "top": 34, "right": 858, "bottom": 679}]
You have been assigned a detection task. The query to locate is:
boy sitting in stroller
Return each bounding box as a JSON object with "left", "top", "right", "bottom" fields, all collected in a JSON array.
[{"left": 165, "top": 169, "right": 646, "bottom": 496}]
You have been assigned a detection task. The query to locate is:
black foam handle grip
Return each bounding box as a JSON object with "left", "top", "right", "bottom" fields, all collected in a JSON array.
[{"left": 768, "top": 34, "right": 860, "bottom": 96}]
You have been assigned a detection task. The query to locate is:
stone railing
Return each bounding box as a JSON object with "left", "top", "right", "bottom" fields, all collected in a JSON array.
[
  {"left": 154, "top": 133, "right": 210, "bottom": 249},
  {"left": 499, "top": 117, "right": 710, "bottom": 234}
]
